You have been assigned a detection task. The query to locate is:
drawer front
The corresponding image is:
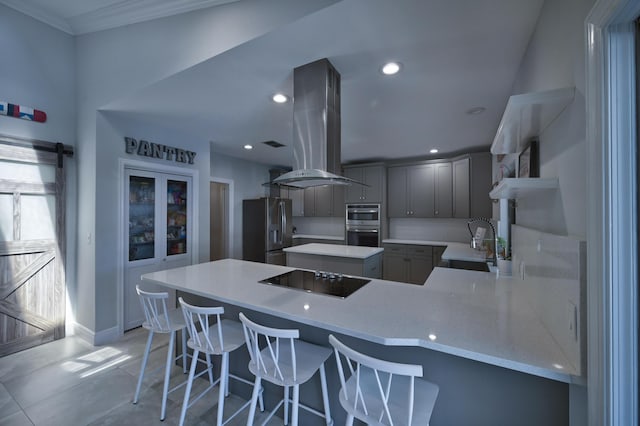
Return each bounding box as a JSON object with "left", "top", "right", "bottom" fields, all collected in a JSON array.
[
  {"left": 382, "top": 244, "right": 407, "bottom": 255},
  {"left": 406, "top": 245, "right": 432, "bottom": 259}
]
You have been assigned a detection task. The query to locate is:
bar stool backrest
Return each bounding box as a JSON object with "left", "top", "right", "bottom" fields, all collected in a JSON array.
[
  {"left": 136, "top": 285, "right": 172, "bottom": 333},
  {"left": 179, "top": 298, "right": 225, "bottom": 353},
  {"left": 329, "top": 334, "right": 424, "bottom": 426},
  {"left": 239, "top": 312, "right": 300, "bottom": 385}
]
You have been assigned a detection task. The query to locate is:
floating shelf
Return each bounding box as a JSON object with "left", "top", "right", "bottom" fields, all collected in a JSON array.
[
  {"left": 489, "top": 178, "right": 559, "bottom": 199},
  {"left": 491, "top": 87, "right": 575, "bottom": 154}
]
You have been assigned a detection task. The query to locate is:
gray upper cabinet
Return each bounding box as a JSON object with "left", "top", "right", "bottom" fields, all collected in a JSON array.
[
  {"left": 285, "top": 188, "right": 305, "bottom": 217},
  {"left": 433, "top": 162, "right": 452, "bottom": 217},
  {"left": 302, "top": 185, "right": 344, "bottom": 217},
  {"left": 453, "top": 157, "right": 470, "bottom": 218},
  {"left": 388, "top": 162, "right": 451, "bottom": 218},
  {"left": 469, "top": 153, "right": 492, "bottom": 218},
  {"left": 388, "top": 164, "right": 435, "bottom": 217},
  {"left": 344, "top": 164, "right": 384, "bottom": 203}
]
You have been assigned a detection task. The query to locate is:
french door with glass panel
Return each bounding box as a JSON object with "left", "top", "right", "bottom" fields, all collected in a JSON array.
[{"left": 124, "top": 168, "right": 192, "bottom": 330}]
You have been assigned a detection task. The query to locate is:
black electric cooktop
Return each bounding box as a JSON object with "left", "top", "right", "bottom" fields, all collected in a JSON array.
[{"left": 259, "top": 269, "right": 370, "bottom": 298}]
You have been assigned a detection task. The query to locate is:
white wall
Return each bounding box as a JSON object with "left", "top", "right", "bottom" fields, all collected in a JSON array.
[
  {"left": 210, "top": 151, "right": 271, "bottom": 259},
  {"left": 504, "top": 0, "right": 595, "bottom": 424},
  {"left": 507, "top": 0, "right": 594, "bottom": 240},
  {"left": 74, "top": 0, "right": 339, "bottom": 336},
  {"left": 94, "top": 112, "right": 210, "bottom": 333},
  {"left": 0, "top": 5, "right": 79, "bottom": 331}
]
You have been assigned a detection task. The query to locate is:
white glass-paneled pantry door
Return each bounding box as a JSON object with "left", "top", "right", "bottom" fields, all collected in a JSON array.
[{"left": 124, "top": 167, "right": 193, "bottom": 330}]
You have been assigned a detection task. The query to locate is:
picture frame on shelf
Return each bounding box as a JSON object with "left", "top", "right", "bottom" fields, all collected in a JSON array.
[{"left": 518, "top": 140, "right": 539, "bottom": 178}]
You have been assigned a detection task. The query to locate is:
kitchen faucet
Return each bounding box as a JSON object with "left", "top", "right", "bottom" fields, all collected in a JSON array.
[{"left": 467, "top": 218, "right": 497, "bottom": 267}]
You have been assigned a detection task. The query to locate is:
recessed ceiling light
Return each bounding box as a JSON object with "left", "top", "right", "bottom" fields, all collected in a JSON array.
[
  {"left": 381, "top": 62, "right": 401, "bottom": 75},
  {"left": 272, "top": 93, "right": 288, "bottom": 103},
  {"left": 466, "top": 106, "right": 486, "bottom": 115},
  {"left": 243, "top": 144, "right": 253, "bottom": 150},
  {"left": 430, "top": 149, "right": 439, "bottom": 154}
]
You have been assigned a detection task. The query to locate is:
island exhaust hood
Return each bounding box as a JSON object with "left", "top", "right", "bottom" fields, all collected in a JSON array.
[{"left": 271, "top": 59, "right": 364, "bottom": 188}]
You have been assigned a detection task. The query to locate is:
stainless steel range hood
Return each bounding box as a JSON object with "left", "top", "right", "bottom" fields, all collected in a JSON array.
[{"left": 272, "top": 59, "right": 364, "bottom": 188}]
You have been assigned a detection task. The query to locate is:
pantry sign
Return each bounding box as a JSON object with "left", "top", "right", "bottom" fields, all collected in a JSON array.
[{"left": 125, "top": 137, "right": 196, "bottom": 164}]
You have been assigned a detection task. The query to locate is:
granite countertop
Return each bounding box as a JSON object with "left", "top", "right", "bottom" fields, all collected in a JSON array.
[
  {"left": 382, "top": 239, "right": 489, "bottom": 263},
  {"left": 142, "top": 259, "right": 579, "bottom": 383},
  {"left": 284, "top": 243, "right": 383, "bottom": 259}
]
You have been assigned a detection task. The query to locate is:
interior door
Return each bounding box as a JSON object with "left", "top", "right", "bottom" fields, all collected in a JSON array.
[
  {"left": 0, "top": 138, "right": 70, "bottom": 356},
  {"left": 124, "top": 168, "right": 193, "bottom": 330}
]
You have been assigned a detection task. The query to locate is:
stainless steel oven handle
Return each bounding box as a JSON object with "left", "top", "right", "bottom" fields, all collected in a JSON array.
[{"left": 347, "top": 228, "right": 379, "bottom": 233}]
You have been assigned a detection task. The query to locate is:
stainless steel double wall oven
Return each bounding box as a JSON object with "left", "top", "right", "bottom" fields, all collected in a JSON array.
[{"left": 345, "top": 204, "right": 380, "bottom": 247}]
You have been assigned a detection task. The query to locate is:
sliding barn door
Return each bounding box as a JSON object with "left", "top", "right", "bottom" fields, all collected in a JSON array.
[{"left": 0, "top": 137, "right": 71, "bottom": 356}]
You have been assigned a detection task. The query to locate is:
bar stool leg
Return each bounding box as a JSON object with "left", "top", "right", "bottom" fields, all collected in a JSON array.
[
  {"left": 161, "top": 330, "right": 176, "bottom": 421},
  {"left": 181, "top": 329, "right": 187, "bottom": 374},
  {"left": 179, "top": 348, "right": 200, "bottom": 426},
  {"left": 246, "top": 376, "right": 262, "bottom": 426},
  {"left": 216, "top": 352, "right": 228, "bottom": 426},
  {"left": 319, "top": 363, "right": 332, "bottom": 425},
  {"left": 133, "top": 330, "right": 154, "bottom": 404},
  {"left": 206, "top": 353, "right": 214, "bottom": 385},
  {"left": 291, "top": 384, "right": 300, "bottom": 426},
  {"left": 284, "top": 386, "right": 290, "bottom": 425}
]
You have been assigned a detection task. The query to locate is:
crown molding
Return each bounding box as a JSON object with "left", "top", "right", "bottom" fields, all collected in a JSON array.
[
  {"left": 0, "top": 0, "right": 239, "bottom": 35},
  {"left": 0, "top": 0, "right": 74, "bottom": 34}
]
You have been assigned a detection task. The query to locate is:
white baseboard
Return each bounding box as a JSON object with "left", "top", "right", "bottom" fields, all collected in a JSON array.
[{"left": 71, "top": 322, "right": 121, "bottom": 346}]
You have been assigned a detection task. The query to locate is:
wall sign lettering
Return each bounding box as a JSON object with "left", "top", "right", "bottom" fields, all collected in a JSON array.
[{"left": 125, "top": 137, "right": 196, "bottom": 164}]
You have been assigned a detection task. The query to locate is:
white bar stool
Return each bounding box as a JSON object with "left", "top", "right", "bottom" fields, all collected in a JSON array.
[
  {"left": 239, "top": 312, "right": 333, "bottom": 426},
  {"left": 179, "top": 298, "right": 262, "bottom": 426},
  {"left": 329, "top": 334, "right": 439, "bottom": 425},
  {"left": 133, "top": 285, "right": 189, "bottom": 421}
]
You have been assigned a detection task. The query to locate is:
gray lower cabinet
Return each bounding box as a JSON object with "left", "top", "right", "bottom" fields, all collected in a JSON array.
[
  {"left": 432, "top": 245, "right": 447, "bottom": 268},
  {"left": 287, "top": 252, "right": 382, "bottom": 278},
  {"left": 382, "top": 243, "right": 434, "bottom": 284},
  {"left": 293, "top": 238, "right": 345, "bottom": 246}
]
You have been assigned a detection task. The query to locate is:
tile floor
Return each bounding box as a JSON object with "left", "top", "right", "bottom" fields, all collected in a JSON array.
[{"left": 0, "top": 328, "right": 282, "bottom": 426}]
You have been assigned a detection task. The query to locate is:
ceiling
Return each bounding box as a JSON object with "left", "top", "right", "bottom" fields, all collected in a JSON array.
[{"left": 2, "top": 0, "right": 545, "bottom": 169}]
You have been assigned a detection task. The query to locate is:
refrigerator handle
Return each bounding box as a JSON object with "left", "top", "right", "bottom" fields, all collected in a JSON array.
[{"left": 279, "top": 200, "right": 286, "bottom": 244}]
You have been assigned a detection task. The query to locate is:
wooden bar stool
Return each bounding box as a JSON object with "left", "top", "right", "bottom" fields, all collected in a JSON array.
[
  {"left": 133, "top": 285, "right": 189, "bottom": 421},
  {"left": 329, "top": 334, "right": 439, "bottom": 425},
  {"left": 239, "top": 312, "right": 333, "bottom": 426},
  {"left": 179, "top": 298, "right": 261, "bottom": 426}
]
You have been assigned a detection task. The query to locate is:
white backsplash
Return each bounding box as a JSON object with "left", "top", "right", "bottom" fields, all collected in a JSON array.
[
  {"left": 388, "top": 218, "right": 472, "bottom": 243},
  {"left": 511, "top": 224, "right": 586, "bottom": 375},
  {"left": 292, "top": 216, "right": 345, "bottom": 238}
]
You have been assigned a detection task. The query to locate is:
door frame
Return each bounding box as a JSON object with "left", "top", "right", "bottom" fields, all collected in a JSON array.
[
  {"left": 117, "top": 158, "right": 199, "bottom": 336},
  {"left": 586, "top": 1, "right": 640, "bottom": 424},
  {"left": 211, "top": 176, "right": 234, "bottom": 259}
]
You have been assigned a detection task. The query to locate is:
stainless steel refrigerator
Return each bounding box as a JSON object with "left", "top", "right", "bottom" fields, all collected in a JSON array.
[{"left": 242, "top": 198, "right": 293, "bottom": 265}]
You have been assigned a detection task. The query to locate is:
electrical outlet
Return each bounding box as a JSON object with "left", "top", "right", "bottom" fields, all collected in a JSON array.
[{"left": 567, "top": 301, "right": 578, "bottom": 341}]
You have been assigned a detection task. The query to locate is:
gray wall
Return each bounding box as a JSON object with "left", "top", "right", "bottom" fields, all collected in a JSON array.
[
  {"left": 503, "top": 0, "right": 595, "bottom": 423},
  {"left": 210, "top": 151, "right": 272, "bottom": 259},
  {"left": 507, "top": 0, "right": 594, "bottom": 240},
  {"left": 0, "top": 4, "right": 79, "bottom": 331},
  {"left": 73, "top": 0, "right": 339, "bottom": 335}
]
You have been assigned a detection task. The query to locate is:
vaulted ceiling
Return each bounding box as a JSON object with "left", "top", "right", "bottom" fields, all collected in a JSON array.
[{"left": 1, "top": 0, "right": 545, "bottom": 167}]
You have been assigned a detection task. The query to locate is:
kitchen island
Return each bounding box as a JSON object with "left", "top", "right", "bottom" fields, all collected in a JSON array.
[
  {"left": 141, "top": 258, "right": 577, "bottom": 425},
  {"left": 284, "top": 243, "right": 383, "bottom": 278}
]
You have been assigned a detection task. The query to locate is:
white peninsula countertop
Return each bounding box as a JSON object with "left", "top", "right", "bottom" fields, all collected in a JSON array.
[
  {"left": 141, "top": 258, "right": 578, "bottom": 383},
  {"left": 284, "top": 243, "right": 383, "bottom": 259}
]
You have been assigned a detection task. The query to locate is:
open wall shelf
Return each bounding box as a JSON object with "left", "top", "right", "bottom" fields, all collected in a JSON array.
[
  {"left": 491, "top": 87, "right": 575, "bottom": 155},
  {"left": 489, "top": 178, "right": 559, "bottom": 199}
]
